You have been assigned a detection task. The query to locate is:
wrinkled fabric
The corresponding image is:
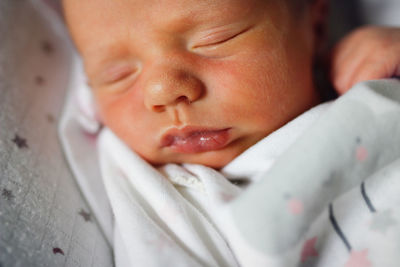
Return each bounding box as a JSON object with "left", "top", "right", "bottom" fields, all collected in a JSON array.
[
  {"left": 98, "top": 80, "right": 400, "bottom": 267},
  {"left": 98, "top": 101, "right": 330, "bottom": 267}
]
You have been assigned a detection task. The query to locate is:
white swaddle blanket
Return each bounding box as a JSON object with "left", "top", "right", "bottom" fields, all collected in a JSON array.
[
  {"left": 97, "top": 103, "right": 330, "bottom": 267},
  {"left": 60, "top": 70, "right": 400, "bottom": 266}
]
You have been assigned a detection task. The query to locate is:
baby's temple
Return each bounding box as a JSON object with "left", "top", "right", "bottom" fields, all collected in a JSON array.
[{"left": 1, "top": 0, "right": 400, "bottom": 266}]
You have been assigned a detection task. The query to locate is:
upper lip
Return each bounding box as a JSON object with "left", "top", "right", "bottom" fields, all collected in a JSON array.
[{"left": 160, "top": 126, "right": 231, "bottom": 147}]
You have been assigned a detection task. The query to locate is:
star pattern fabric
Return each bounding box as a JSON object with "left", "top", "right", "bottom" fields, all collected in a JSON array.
[
  {"left": 46, "top": 113, "right": 55, "bottom": 123},
  {"left": 52, "top": 247, "right": 65, "bottom": 255},
  {"left": 1, "top": 188, "right": 15, "bottom": 201},
  {"left": 345, "top": 249, "right": 372, "bottom": 267},
  {"left": 356, "top": 146, "right": 368, "bottom": 162},
  {"left": 35, "top": 75, "right": 45, "bottom": 85},
  {"left": 12, "top": 134, "right": 28, "bottom": 149},
  {"left": 288, "top": 198, "right": 304, "bottom": 215},
  {"left": 301, "top": 237, "right": 319, "bottom": 263},
  {"left": 78, "top": 209, "right": 92, "bottom": 222},
  {"left": 41, "top": 40, "right": 54, "bottom": 55}
]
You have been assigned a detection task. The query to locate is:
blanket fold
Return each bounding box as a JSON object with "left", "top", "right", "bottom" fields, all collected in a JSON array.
[{"left": 98, "top": 79, "right": 400, "bottom": 267}]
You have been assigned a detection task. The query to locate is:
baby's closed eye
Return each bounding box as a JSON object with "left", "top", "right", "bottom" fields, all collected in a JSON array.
[
  {"left": 90, "top": 63, "right": 140, "bottom": 89},
  {"left": 189, "top": 24, "right": 254, "bottom": 57},
  {"left": 191, "top": 25, "right": 253, "bottom": 49}
]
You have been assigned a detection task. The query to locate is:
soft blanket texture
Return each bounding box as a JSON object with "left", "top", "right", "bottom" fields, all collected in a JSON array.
[
  {"left": 223, "top": 80, "right": 400, "bottom": 267},
  {"left": 98, "top": 102, "right": 330, "bottom": 267},
  {"left": 98, "top": 79, "right": 400, "bottom": 267},
  {"left": 0, "top": 0, "right": 113, "bottom": 266}
]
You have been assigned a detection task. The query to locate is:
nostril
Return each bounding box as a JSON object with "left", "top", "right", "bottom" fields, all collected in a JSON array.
[
  {"left": 151, "top": 95, "right": 192, "bottom": 113},
  {"left": 175, "top": 95, "right": 191, "bottom": 104},
  {"left": 152, "top": 105, "right": 165, "bottom": 112}
]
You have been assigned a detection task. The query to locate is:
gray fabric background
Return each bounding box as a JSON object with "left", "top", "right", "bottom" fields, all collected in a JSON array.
[{"left": 0, "top": 1, "right": 113, "bottom": 266}]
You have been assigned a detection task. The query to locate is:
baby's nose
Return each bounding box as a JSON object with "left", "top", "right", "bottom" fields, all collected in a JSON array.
[{"left": 143, "top": 67, "right": 204, "bottom": 112}]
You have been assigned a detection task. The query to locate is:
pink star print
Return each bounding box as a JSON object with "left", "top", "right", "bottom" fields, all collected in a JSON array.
[
  {"left": 345, "top": 249, "right": 372, "bottom": 267},
  {"left": 147, "top": 235, "right": 170, "bottom": 252},
  {"left": 301, "top": 237, "right": 318, "bottom": 262},
  {"left": 356, "top": 146, "right": 368, "bottom": 162},
  {"left": 288, "top": 198, "right": 304, "bottom": 215},
  {"left": 220, "top": 191, "right": 234, "bottom": 202}
]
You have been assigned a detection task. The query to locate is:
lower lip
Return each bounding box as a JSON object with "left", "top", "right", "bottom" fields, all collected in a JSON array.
[{"left": 162, "top": 128, "right": 231, "bottom": 153}]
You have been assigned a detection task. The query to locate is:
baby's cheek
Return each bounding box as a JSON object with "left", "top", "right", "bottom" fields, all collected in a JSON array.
[{"left": 96, "top": 90, "right": 141, "bottom": 137}]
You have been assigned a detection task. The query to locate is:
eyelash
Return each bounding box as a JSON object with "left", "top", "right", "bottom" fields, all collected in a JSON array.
[
  {"left": 106, "top": 70, "right": 133, "bottom": 84},
  {"left": 193, "top": 27, "right": 251, "bottom": 49},
  {"left": 102, "top": 67, "right": 139, "bottom": 86}
]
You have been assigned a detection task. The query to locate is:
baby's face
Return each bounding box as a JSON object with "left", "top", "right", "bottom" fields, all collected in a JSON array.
[{"left": 64, "top": 0, "right": 320, "bottom": 168}]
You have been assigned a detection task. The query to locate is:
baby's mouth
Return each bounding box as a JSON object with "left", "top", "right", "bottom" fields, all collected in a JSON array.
[{"left": 160, "top": 127, "right": 232, "bottom": 153}]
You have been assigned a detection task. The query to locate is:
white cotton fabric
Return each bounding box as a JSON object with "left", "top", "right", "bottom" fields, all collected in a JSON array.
[
  {"left": 97, "top": 103, "right": 331, "bottom": 267},
  {"left": 59, "top": 56, "right": 113, "bottom": 243}
]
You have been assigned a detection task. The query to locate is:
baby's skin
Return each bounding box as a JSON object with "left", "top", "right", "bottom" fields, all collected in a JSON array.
[
  {"left": 63, "top": 0, "right": 321, "bottom": 168},
  {"left": 62, "top": 0, "right": 400, "bottom": 168},
  {"left": 331, "top": 26, "right": 400, "bottom": 94}
]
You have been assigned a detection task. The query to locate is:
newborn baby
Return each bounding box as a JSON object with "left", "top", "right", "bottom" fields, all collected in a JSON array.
[
  {"left": 63, "top": 0, "right": 400, "bottom": 168},
  {"left": 62, "top": 0, "right": 400, "bottom": 266}
]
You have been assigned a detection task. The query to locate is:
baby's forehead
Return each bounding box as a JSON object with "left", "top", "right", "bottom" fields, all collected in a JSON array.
[
  {"left": 64, "top": 0, "right": 269, "bottom": 27},
  {"left": 64, "top": 0, "right": 272, "bottom": 51}
]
